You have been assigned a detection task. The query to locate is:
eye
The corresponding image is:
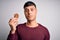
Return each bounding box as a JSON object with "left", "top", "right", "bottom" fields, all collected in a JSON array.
[{"left": 25, "top": 9, "right": 28, "bottom": 12}]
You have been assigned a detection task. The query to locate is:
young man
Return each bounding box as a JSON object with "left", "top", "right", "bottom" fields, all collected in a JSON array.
[{"left": 7, "top": 1, "right": 50, "bottom": 40}]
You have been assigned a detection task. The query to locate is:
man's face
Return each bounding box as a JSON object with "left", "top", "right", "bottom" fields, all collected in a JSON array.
[{"left": 24, "top": 5, "right": 37, "bottom": 21}]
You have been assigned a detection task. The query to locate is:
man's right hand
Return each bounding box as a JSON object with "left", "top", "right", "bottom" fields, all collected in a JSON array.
[{"left": 8, "top": 13, "right": 19, "bottom": 34}]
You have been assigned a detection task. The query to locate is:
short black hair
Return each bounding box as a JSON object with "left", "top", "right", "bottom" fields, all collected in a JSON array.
[{"left": 23, "top": 1, "right": 36, "bottom": 8}]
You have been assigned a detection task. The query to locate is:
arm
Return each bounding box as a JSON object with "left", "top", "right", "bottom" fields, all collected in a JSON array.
[
  {"left": 44, "top": 29, "right": 50, "bottom": 40},
  {"left": 7, "top": 13, "right": 19, "bottom": 40},
  {"left": 7, "top": 30, "right": 18, "bottom": 40}
]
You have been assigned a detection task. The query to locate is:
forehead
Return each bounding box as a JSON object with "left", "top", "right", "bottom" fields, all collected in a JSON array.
[{"left": 24, "top": 5, "right": 36, "bottom": 9}]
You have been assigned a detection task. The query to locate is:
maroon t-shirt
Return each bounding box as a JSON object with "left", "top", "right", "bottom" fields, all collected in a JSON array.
[{"left": 7, "top": 23, "right": 50, "bottom": 40}]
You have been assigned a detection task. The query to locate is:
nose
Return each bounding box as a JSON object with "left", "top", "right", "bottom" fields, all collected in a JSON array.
[{"left": 28, "top": 10, "right": 32, "bottom": 15}]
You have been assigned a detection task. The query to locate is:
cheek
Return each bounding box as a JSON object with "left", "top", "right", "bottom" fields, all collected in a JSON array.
[
  {"left": 33, "top": 10, "right": 37, "bottom": 16},
  {"left": 24, "top": 12, "right": 28, "bottom": 17}
]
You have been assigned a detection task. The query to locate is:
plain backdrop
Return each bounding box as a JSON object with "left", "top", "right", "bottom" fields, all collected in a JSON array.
[{"left": 0, "top": 0, "right": 60, "bottom": 40}]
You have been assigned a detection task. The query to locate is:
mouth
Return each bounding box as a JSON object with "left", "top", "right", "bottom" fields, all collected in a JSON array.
[{"left": 28, "top": 15, "right": 32, "bottom": 18}]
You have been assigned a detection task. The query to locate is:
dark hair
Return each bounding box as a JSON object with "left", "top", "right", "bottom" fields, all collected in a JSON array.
[{"left": 23, "top": 1, "right": 36, "bottom": 8}]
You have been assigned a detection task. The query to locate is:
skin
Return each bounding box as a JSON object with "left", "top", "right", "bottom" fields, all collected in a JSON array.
[
  {"left": 9, "top": 13, "right": 19, "bottom": 34},
  {"left": 9, "top": 5, "right": 38, "bottom": 34},
  {"left": 24, "top": 5, "right": 38, "bottom": 28}
]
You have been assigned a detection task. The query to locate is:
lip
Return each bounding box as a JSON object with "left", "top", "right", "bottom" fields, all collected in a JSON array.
[
  {"left": 28, "top": 15, "right": 32, "bottom": 17},
  {"left": 27, "top": 14, "right": 33, "bottom": 18}
]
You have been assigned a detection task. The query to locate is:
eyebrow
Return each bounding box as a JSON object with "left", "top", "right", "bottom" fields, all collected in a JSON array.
[{"left": 25, "top": 7, "right": 34, "bottom": 10}]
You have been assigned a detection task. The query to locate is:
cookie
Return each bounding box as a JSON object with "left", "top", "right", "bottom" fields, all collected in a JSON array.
[{"left": 14, "top": 13, "right": 19, "bottom": 18}]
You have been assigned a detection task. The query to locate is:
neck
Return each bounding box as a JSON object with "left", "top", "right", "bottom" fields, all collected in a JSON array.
[{"left": 26, "top": 20, "right": 38, "bottom": 28}]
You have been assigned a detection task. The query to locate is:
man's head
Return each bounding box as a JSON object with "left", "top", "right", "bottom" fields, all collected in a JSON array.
[{"left": 23, "top": 1, "right": 37, "bottom": 21}]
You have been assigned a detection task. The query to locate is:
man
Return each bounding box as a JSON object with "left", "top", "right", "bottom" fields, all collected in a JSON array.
[{"left": 7, "top": 1, "right": 50, "bottom": 40}]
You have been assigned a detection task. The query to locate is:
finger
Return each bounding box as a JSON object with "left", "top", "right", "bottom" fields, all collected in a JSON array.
[
  {"left": 12, "top": 19, "right": 18, "bottom": 23},
  {"left": 11, "top": 18, "right": 18, "bottom": 23},
  {"left": 8, "top": 19, "right": 12, "bottom": 24},
  {"left": 14, "top": 21, "right": 18, "bottom": 25},
  {"left": 9, "top": 17, "right": 18, "bottom": 25}
]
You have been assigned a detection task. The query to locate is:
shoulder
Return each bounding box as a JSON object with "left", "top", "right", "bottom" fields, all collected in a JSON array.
[
  {"left": 39, "top": 23, "right": 50, "bottom": 39},
  {"left": 38, "top": 23, "right": 49, "bottom": 34},
  {"left": 39, "top": 23, "right": 50, "bottom": 37}
]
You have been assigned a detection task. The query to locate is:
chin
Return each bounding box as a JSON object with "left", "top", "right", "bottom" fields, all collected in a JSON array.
[{"left": 27, "top": 18, "right": 35, "bottom": 21}]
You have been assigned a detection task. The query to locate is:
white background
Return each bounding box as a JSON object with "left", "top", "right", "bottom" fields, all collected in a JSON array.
[{"left": 0, "top": 0, "right": 60, "bottom": 40}]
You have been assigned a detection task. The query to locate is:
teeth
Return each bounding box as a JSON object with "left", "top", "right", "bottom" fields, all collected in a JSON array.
[{"left": 14, "top": 13, "right": 19, "bottom": 18}]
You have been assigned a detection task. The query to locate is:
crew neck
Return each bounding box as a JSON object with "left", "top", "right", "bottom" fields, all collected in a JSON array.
[{"left": 24, "top": 23, "right": 40, "bottom": 29}]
